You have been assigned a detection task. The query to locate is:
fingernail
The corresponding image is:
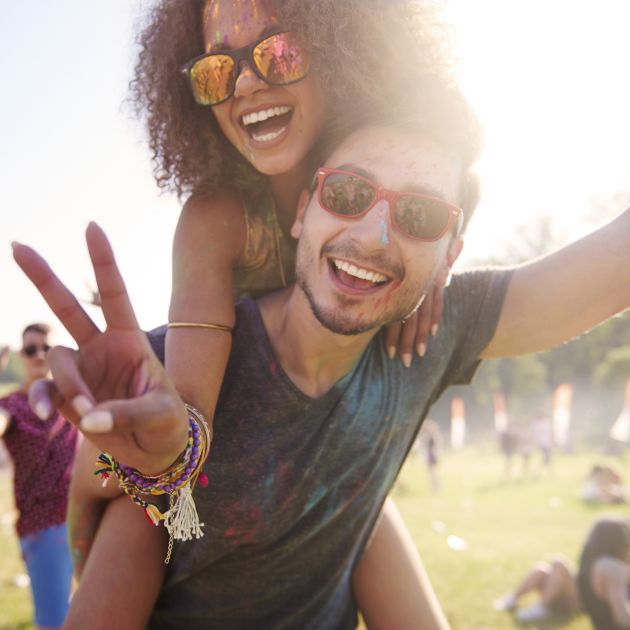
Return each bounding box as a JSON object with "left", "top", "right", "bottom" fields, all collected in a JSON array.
[
  {"left": 417, "top": 343, "right": 426, "bottom": 357},
  {"left": 72, "top": 395, "right": 93, "bottom": 417},
  {"left": 431, "top": 324, "right": 439, "bottom": 337},
  {"left": 80, "top": 411, "right": 113, "bottom": 433},
  {"left": 34, "top": 400, "right": 51, "bottom": 420},
  {"left": 387, "top": 346, "right": 396, "bottom": 360},
  {"left": 401, "top": 353, "right": 412, "bottom": 368}
]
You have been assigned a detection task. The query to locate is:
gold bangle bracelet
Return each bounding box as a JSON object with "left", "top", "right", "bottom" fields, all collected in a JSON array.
[{"left": 167, "top": 322, "right": 233, "bottom": 332}]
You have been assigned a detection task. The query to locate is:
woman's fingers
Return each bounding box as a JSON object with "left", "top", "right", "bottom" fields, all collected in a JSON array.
[
  {"left": 79, "top": 389, "right": 190, "bottom": 472},
  {"left": 29, "top": 378, "right": 65, "bottom": 420},
  {"left": 414, "top": 290, "right": 433, "bottom": 358},
  {"left": 398, "top": 311, "right": 418, "bottom": 367},
  {"left": 46, "top": 346, "right": 96, "bottom": 425},
  {"left": 384, "top": 321, "right": 402, "bottom": 359},
  {"left": 12, "top": 242, "right": 100, "bottom": 347},
  {"left": 430, "top": 284, "right": 444, "bottom": 338},
  {"left": 85, "top": 223, "right": 140, "bottom": 331}
]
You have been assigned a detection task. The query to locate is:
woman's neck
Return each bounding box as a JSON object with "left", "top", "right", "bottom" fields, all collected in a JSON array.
[{"left": 268, "top": 163, "right": 310, "bottom": 235}]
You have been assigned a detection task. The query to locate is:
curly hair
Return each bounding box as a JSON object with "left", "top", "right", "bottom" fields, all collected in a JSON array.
[{"left": 130, "top": 0, "right": 459, "bottom": 202}]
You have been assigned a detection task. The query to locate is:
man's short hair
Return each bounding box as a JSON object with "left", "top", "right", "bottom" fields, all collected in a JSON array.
[
  {"left": 312, "top": 77, "right": 483, "bottom": 230},
  {"left": 22, "top": 323, "right": 51, "bottom": 339}
]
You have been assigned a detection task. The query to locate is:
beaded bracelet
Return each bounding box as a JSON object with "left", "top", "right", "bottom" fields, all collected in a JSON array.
[{"left": 94, "top": 404, "right": 211, "bottom": 562}]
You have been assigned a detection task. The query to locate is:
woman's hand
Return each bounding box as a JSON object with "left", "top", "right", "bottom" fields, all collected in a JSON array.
[
  {"left": 385, "top": 283, "right": 444, "bottom": 367},
  {"left": 13, "top": 223, "right": 189, "bottom": 475}
]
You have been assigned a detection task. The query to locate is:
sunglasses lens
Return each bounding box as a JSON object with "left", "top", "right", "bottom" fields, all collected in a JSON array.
[
  {"left": 253, "top": 32, "right": 309, "bottom": 85},
  {"left": 23, "top": 344, "right": 50, "bottom": 357},
  {"left": 189, "top": 54, "right": 236, "bottom": 105},
  {"left": 322, "top": 173, "right": 376, "bottom": 216},
  {"left": 394, "top": 196, "right": 450, "bottom": 240}
]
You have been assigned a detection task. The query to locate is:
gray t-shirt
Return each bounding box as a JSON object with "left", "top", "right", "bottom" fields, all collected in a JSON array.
[{"left": 148, "top": 269, "right": 511, "bottom": 630}]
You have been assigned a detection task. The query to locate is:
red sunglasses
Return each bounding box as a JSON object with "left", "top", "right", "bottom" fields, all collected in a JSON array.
[{"left": 314, "top": 168, "right": 463, "bottom": 242}]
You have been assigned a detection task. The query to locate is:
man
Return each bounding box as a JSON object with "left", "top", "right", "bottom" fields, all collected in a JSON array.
[
  {"left": 0, "top": 323, "right": 78, "bottom": 630},
  {"left": 13, "top": 104, "right": 630, "bottom": 627}
]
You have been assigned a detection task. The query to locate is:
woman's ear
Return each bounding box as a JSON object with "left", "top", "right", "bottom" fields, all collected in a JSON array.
[
  {"left": 434, "top": 236, "right": 464, "bottom": 288},
  {"left": 290, "top": 189, "right": 311, "bottom": 239}
]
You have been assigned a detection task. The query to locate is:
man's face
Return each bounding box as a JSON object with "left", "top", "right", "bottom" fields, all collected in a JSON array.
[
  {"left": 20, "top": 330, "right": 50, "bottom": 381},
  {"left": 292, "top": 125, "right": 463, "bottom": 335}
]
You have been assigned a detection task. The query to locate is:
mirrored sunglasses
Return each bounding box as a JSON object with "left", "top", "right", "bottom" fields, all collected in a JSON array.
[
  {"left": 314, "top": 168, "right": 463, "bottom": 242},
  {"left": 181, "top": 31, "right": 310, "bottom": 106}
]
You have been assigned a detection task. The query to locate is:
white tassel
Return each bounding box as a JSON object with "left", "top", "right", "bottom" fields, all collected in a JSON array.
[{"left": 163, "top": 484, "right": 205, "bottom": 542}]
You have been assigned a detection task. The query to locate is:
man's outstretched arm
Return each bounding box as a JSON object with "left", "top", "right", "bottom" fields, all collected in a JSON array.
[{"left": 482, "top": 208, "right": 630, "bottom": 358}]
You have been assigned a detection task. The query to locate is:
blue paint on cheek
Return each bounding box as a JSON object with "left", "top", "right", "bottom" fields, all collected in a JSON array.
[{"left": 380, "top": 219, "right": 389, "bottom": 245}]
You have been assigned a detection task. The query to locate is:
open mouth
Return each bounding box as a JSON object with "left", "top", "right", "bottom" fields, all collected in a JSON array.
[
  {"left": 241, "top": 106, "right": 293, "bottom": 143},
  {"left": 329, "top": 258, "right": 391, "bottom": 291}
]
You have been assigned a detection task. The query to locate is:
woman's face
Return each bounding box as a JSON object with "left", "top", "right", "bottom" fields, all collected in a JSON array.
[{"left": 203, "top": 0, "right": 327, "bottom": 177}]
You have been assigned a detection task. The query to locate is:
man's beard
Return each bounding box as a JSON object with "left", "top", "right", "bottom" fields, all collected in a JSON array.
[{"left": 295, "top": 237, "right": 428, "bottom": 336}]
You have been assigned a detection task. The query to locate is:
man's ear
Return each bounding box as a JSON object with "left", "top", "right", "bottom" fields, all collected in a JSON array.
[
  {"left": 434, "top": 236, "right": 464, "bottom": 288},
  {"left": 290, "top": 189, "right": 311, "bottom": 239}
]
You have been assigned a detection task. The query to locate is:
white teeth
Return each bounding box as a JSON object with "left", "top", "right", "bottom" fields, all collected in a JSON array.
[
  {"left": 251, "top": 126, "right": 287, "bottom": 142},
  {"left": 333, "top": 259, "right": 388, "bottom": 283},
  {"left": 242, "top": 105, "right": 292, "bottom": 127}
]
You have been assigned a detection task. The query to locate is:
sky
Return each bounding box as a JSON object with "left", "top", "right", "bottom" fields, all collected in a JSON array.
[{"left": 1, "top": 1, "right": 629, "bottom": 348}]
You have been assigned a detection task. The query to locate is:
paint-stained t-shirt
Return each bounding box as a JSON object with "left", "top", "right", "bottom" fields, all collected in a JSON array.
[
  {"left": 0, "top": 391, "right": 78, "bottom": 537},
  {"left": 148, "top": 268, "right": 511, "bottom": 630}
]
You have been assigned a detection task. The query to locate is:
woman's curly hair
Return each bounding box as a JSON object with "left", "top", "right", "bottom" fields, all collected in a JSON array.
[{"left": 130, "top": 0, "right": 468, "bottom": 202}]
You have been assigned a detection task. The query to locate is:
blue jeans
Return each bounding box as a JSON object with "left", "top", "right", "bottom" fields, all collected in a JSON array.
[{"left": 20, "top": 523, "right": 72, "bottom": 627}]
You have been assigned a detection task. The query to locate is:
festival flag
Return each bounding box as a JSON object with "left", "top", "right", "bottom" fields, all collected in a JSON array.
[
  {"left": 450, "top": 397, "right": 466, "bottom": 449},
  {"left": 493, "top": 392, "right": 508, "bottom": 433},
  {"left": 552, "top": 384, "right": 573, "bottom": 448},
  {"left": 609, "top": 379, "right": 630, "bottom": 443}
]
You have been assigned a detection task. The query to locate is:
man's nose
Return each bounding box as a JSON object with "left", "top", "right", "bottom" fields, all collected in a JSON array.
[
  {"left": 233, "top": 60, "right": 267, "bottom": 99},
  {"left": 350, "top": 200, "right": 393, "bottom": 246}
]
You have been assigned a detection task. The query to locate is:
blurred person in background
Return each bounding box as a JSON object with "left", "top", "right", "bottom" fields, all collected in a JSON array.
[
  {"left": 494, "top": 516, "right": 630, "bottom": 627},
  {"left": 0, "top": 323, "right": 79, "bottom": 630}
]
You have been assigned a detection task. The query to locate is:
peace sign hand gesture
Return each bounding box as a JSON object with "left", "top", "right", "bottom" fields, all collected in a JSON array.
[{"left": 13, "top": 222, "right": 189, "bottom": 475}]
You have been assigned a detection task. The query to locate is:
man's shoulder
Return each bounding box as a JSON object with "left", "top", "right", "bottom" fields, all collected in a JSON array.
[{"left": 146, "top": 298, "right": 261, "bottom": 366}]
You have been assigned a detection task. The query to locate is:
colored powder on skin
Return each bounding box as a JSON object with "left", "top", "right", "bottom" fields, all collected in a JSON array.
[{"left": 380, "top": 218, "right": 389, "bottom": 245}]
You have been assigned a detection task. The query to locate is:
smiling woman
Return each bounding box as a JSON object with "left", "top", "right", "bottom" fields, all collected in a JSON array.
[{"left": 2, "top": 1, "right": 630, "bottom": 347}]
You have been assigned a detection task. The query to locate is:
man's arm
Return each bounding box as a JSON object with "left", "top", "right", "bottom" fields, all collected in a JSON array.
[{"left": 482, "top": 208, "right": 630, "bottom": 358}]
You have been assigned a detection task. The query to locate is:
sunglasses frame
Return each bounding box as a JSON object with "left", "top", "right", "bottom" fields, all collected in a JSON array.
[
  {"left": 180, "top": 29, "right": 309, "bottom": 106},
  {"left": 22, "top": 344, "right": 51, "bottom": 358},
  {"left": 314, "top": 168, "right": 463, "bottom": 242}
]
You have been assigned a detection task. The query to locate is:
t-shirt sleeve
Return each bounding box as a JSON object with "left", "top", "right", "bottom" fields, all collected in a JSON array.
[
  {"left": 146, "top": 325, "right": 167, "bottom": 365},
  {"left": 441, "top": 268, "right": 513, "bottom": 385}
]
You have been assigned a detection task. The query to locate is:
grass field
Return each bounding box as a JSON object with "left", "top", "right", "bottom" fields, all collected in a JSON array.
[{"left": 0, "top": 445, "right": 627, "bottom": 629}]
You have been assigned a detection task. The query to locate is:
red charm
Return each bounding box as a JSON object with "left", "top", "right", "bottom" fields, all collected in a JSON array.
[{"left": 198, "top": 472, "right": 209, "bottom": 488}]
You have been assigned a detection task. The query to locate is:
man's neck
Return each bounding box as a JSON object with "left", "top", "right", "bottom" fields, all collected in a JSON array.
[{"left": 258, "top": 287, "right": 378, "bottom": 399}]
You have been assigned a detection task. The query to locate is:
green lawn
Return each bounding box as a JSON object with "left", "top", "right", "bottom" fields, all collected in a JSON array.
[{"left": 0, "top": 445, "right": 626, "bottom": 629}]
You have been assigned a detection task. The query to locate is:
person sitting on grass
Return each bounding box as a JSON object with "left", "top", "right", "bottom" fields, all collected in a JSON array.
[{"left": 494, "top": 516, "right": 630, "bottom": 628}]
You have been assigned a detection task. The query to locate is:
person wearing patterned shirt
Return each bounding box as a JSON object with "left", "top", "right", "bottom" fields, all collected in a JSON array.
[{"left": 0, "top": 323, "right": 78, "bottom": 630}]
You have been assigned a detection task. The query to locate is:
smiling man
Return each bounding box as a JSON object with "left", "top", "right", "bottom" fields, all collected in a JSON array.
[{"left": 13, "top": 89, "right": 630, "bottom": 627}]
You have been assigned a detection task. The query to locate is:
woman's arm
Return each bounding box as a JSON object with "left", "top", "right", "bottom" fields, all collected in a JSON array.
[
  {"left": 352, "top": 497, "right": 450, "bottom": 629},
  {"left": 65, "top": 494, "right": 167, "bottom": 630},
  {"left": 166, "top": 191, "right": 247, "bottom": 424}
]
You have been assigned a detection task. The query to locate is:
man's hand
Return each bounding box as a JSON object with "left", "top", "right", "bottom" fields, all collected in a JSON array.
[
  {"left": 12, "top": 222, "right": 189, "bottom": 475},
  {"left": 0, "top": 345, "right": 10, "bottom": 373}
]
